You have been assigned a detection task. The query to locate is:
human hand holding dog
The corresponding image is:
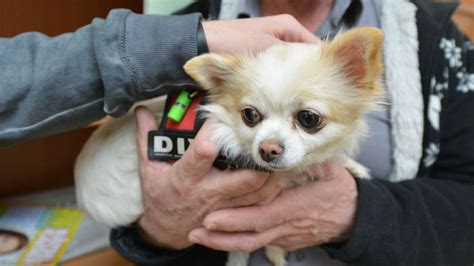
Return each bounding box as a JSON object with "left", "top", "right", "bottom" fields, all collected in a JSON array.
[
  {"left": 203, "top": 14, "right": 319, "bottom": 53},
  {"left": 134, "top": 107, "right": 284, "bottom": 250},
  {"left": 187, "top": 159, "right": 358, "bottom": 252}
]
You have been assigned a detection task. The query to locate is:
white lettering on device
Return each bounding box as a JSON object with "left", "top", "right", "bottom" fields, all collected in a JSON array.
[
  {"left": 153, "top": 136, "right": 194, "bottom": 155},
  {"left": 154, "top": 136, "right": 172, "bottom": 153},
  {"left": 177, "top": 138, "right": 186, "bottom": 155}
]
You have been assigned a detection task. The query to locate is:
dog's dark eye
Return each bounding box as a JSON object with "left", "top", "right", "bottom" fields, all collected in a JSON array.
[
  {"left": 241, "top": 107, "right": 262, "bottom": 127},
  {"left": 296, "top": 110, "right": 322, "bottom": 132}
]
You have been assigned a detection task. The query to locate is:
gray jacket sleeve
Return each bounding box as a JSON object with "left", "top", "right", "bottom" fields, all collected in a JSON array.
[{"left": 0, "top": 9, "right": 202, "bottom": 147}]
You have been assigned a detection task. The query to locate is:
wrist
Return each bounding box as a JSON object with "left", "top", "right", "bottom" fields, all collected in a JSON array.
[
  {"left": 110, "top": 225, "right": 196, "bottom": 265},
  {"left": 137, "top": 215, "right": 193, "bottom": 250},
  {"left": 201, "top": 21, "right": 217, "bottom": 53},
  {"left": 320, "top": 178, "right": 380, "bottom": 262},
  {"left": 330, "top": 169, "right": 358, "bottom": 243},
  {"left": 137, "top": 216, "right": 176, "bottom": 249},
  {"left": 136, "top": 219, "right": 164, "bottom": 247}
]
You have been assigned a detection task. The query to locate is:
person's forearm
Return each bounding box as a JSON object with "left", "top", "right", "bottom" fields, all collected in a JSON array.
[
  {"left": 323, "top": 177, "right": 474, "bottom": 266},
  {"left": 0, "top": 9, "right": 202, "bottom": 147}
]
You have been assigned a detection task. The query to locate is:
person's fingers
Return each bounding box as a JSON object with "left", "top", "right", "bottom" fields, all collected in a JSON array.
[
  {"left": 305, "top": 157, "right": 345, "bottom": 181},
  {"left": 203, "top": 200, "right": 287, "bottom": 233},
  {"left": 294, "top": 28, "right": 321, "bottom": 44},
  {"left": 271, "top": 234, "right": 321, "bottom": 252},
  {"left": 188, "top": 225, "right": 291, "bottom": 252},
  {"left": 224, "top": 172, "right": 284, "bottom": 207},
  {"left": 206, "top": 169, "right": 270, "bottom": 200},
  {"left": 272, "top": 14, "right": 320, "bottom": 44},
  {"left": 173, "top": 121, "right": 220, "bottom": 181},
  {"left": 135, "top": 106, "right": 159, "bottom": 163},
  {"left": 203, "top": 15, "right": 319, "bottom": 54}
]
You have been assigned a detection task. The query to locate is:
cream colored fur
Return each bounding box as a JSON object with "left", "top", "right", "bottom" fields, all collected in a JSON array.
[
  {"left": 75, "top": 97, "right": 166, "bottom": 227},
  {"left": 75, "top": 27, "right": 384, "bottom": 266}
]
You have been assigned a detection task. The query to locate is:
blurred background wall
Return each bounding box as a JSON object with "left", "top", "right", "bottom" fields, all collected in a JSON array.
[
  {"left": 0, "top": 0, "right": 142, "bottom": 37},
  {"left": 0, "top": 1, "right": 142, "bottom": 196}
]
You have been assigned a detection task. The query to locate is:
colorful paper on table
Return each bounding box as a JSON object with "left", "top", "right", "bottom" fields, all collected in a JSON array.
[{"left": 0, "top": 205, "right": 84, "bottom": 265}]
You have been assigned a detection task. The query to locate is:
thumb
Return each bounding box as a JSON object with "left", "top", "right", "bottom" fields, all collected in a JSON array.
[
  {"left": 135, "top": 106, "right": 158, "bottom": 162},
  {"left": 173, "top": 121, "right": 219, "bottom": 181}
]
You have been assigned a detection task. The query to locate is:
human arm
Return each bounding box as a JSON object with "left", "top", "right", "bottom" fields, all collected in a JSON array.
[
  {"left": 0, "top": 10, "right": 204, "bottom": 147},
  {"left": 0, "top": 11, "right": 318, "bottom": 148}
]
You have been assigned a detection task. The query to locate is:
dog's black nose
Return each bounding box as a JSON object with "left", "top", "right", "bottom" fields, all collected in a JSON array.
[{"left": 259, "top": 140, "right": 283, "bottom": 162}]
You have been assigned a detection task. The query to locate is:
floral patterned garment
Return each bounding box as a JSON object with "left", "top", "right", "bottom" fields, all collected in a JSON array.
[{"left": 421, "top": 23, "right": 474, "bottom": 176}]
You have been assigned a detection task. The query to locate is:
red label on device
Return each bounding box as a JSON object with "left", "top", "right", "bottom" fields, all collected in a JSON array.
[{"left": 164, "top": 93, "right": 203, "bottom": 131}]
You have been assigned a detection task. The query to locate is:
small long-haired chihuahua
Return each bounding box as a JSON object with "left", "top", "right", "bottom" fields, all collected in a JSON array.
[{"left": 75, "top": 27, "right": 384, "bottom": 266}]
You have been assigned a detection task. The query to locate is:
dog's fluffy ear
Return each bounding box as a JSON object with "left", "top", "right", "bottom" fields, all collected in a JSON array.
[
  {"left": 183, "top": 53, "right": 240, "bottom": 94},
  {"left": 322, "top": 27, "right": 384, "bottom": 90}
]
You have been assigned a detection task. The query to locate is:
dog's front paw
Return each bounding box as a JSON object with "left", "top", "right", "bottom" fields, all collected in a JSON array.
[
  {"left": 345, "top": 158, "right": 370, "bottom": 179},
  {"left": 226, "top": 251, "right": 250, "bottom": 266},
  {"left": 265, "top": 246, "right": 287, "bottom": 266}
]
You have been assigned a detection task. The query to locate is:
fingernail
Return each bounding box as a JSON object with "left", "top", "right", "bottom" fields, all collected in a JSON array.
[
  {"left": 134, "top": 105, "right": 144, "bottom": 113},
  {"left": 206, "top": 223, "right": 216, "bottom": 230},
  {"left": 189, "top": 234, "right": 201, "bottom": 244}
]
